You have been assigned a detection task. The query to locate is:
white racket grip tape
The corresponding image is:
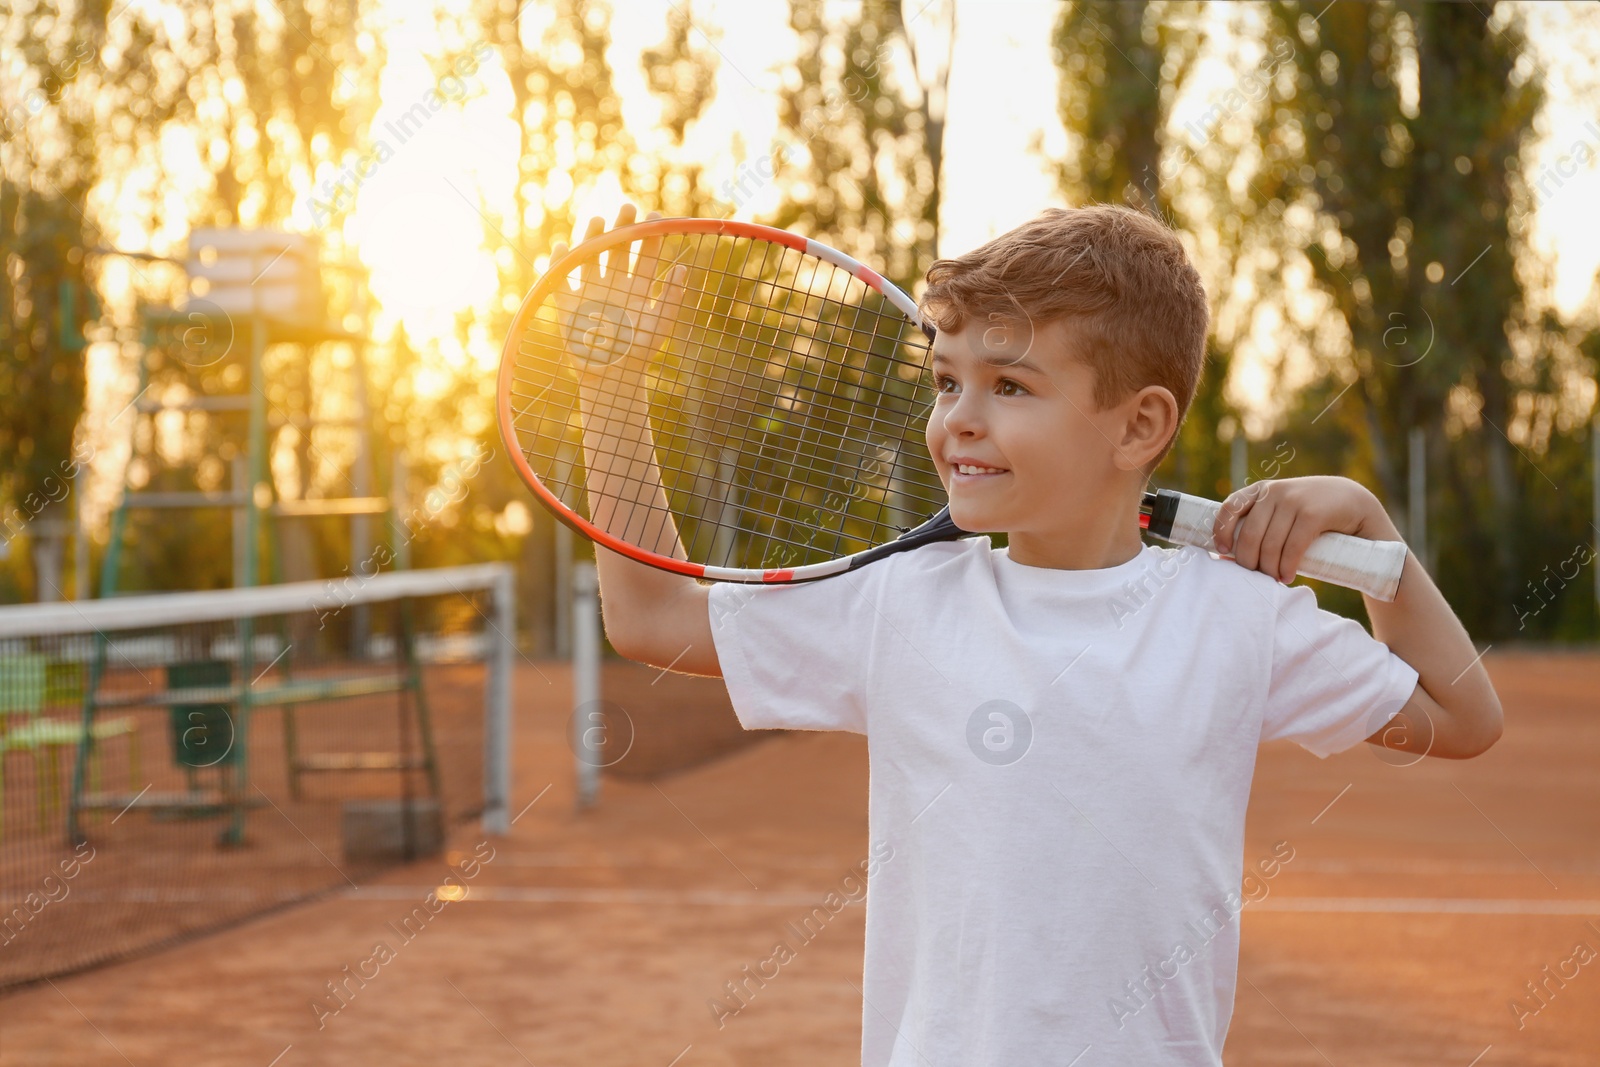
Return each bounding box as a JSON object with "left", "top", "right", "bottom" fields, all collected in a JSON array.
[{"left": 1160, "top": 491, "right": 1407, "bottom": 602}]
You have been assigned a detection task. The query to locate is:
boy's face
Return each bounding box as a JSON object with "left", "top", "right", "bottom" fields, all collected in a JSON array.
[{"left": 924, "top": 316, "right": 1155, "bottom": 539}]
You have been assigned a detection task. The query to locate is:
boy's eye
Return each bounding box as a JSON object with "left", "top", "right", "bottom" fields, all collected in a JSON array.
[{"left": 931, "top": 375, "right": 1027, "bottom": 396}]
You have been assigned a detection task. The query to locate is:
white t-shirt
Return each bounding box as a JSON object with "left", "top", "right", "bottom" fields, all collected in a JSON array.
[{"left": 707, "top": 536, "right": 1419, "bottom": 1066}]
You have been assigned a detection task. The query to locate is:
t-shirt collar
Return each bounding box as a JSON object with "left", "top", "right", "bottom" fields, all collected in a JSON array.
[{"left": 991, "top": 541, "right": 1155, "bottom": 595}]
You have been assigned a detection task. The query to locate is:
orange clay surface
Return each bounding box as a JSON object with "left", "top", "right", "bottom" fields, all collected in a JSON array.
[{"left": 2, "top": 649, "right": 1598, "bottom": 1066}]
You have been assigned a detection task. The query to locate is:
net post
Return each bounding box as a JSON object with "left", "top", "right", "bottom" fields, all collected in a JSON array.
[
  {"left": 483, "top": 564, "right": 515, "bottom": 835},
  {"left": 73, "top": 460, "right": 89, "bottom": 599},
  {"left": 554, "top": 522, "right": 573, "bottom": 657},
  {"left": 573, "top": 560, "right": 600, "bottom": 809}
]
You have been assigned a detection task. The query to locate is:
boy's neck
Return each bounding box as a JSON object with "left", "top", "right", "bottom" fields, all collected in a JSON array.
[{"left": 1003, "top": 496, "right": 1146, "bottom": 572}]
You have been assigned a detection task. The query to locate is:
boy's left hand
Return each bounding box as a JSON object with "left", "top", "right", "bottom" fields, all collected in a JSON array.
[{"left": 1211, "top": 475, "right": 1402, "bottom": 586}]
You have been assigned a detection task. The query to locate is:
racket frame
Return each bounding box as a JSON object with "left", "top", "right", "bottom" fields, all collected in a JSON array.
[{"left": 496, "top": 216, "right": 941, "bottom": 585}]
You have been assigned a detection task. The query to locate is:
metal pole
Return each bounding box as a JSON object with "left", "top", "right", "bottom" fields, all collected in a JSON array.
[
  {"left": 572, "top": 560, "right": 600, "bottom": 809},
  {"left": 73, "top": 463, "right": 88, "bottom": 600},
  {"left": 232, "top": 304, "right": 266, "bottom": 845},
  {"left": 482, "top": 566, "right": 514, "bottom": 835},
  {"left": 231, "top": 454, "right": 247, "bottom": 589},
  {"left": 390, "top": 450, "right": 411, "bottom": 570},
  {"left": 1409, "top": 425, "right": 1427, "bottom": 572},
  {"left": 554, "top": 522, "right": 573, "bottom": 658},
  {"left": 245, "top": 311, "right": 266, "bottom": 589},
  {"left": 99, "top": 349, "right": 151, "bottom": 598},
  {"left": 350, "top": 339, "right": 373, "bottom": 657}
]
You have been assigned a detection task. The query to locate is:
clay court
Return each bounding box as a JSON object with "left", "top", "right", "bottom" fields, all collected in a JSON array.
[{"left": 2, "top": 648, "right": 1598, "bottom": 1066}]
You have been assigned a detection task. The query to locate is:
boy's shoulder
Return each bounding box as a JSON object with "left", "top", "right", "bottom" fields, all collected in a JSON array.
[
  {"left": 1137, "top": 540, "right": 1296, "bottom": 605},
  {"left": 1136, "top": 543, "right": 1353, "bottom": 645}
]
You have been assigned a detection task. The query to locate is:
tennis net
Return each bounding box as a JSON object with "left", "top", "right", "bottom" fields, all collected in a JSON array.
[{"left": 0, "top": 563, "right": 514, "bottom": 992}]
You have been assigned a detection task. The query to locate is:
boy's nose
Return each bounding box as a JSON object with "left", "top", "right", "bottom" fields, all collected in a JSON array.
[{"left": 940, "top": 394, "right": 985, "bottom": 437}]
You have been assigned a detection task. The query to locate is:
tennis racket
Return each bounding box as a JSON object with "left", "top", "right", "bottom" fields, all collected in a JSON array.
[{"left": 496, "top": 215, "right": 1406, "bottom": 601}]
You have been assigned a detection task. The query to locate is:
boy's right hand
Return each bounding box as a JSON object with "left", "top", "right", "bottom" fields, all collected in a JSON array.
[{"left": 551, "top": 204, "right": 689, "bottom": 379}]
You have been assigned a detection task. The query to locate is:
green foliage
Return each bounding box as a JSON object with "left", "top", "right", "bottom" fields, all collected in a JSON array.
[
  {"left": 642, "top": 5, "right": 718, "bottom": 150},
  {"left": 1248, "top": 0, "right": 1576, "bottom": 636},
  {"left": 1053, "top": 1, "right": 1225, "bottom": 497},
  {"left": 473, "top": 0, "right": 638, "bottom": 305},
  {"left": 462, "top": 0, "right": 734, "bottom": 649},
  {"left": 767, "top": 0, "right": 949, "bottom": 293},
  {"left": 1053, "top": 0, "right": 1203, "bottom": 218},
  {"left": 1053, "top": 1, "right": 1595, "bottom": 638},
  {"left": 0, "top": 1, "right": 196, "bottom": 599},
  {"left": 0, "top": 185, "right": 89, "bottom": 525},
  {"left": 193, "top": 1, "right": 384, "bottom": 229}
]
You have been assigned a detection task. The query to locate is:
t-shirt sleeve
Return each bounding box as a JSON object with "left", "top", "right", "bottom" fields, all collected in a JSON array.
[
  {"left": 1260, "top": 580, "right": 1421, "bottom": 759},
  {"left": 706, "top": 563, "right": 886, "bottom": 734}
]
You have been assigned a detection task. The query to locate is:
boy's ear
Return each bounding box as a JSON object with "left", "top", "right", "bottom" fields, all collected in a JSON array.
[{"left": 1112, "top": 384, "right": 1180, "bottom": 473}]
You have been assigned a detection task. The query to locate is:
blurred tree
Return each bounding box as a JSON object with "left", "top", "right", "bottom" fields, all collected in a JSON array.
[
  {"left": 0, "top": 183, "right": 92, "bottom": 601},
  {"left": 766, "top": 0, "right": 953, "bottom": 291},
  {"left": 1050, "top": 1, "right": 1228, "bottom": 499},
  {"left": 1054, "top": 0, "right": 1180, "bottom": 219},
  {"left": 640, "top": 2, "right": 719, "bottom": 217},
  {"left": 470, "top": 0, "right": 646, "bottom": 653},
  {"left": 475, "top": 0, "right": 639, "bottom": 302},
  {"left": 200, "top": 2, "right": 382, "bottom": 230},
  {"left": 0, "top": 0, "right": 194, "bottom": 600},
  {"left": 1249, "top": 0, "right": 1551, "bottom": 635},
  {"left": 24, "top": 0, "right": 391, "bottom": 596},
  {"left": 181, "top": 0, "right": 384, "bottom": 588}
]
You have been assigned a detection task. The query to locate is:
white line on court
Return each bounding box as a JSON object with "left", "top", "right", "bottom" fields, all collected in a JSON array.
[
  {"left": 1250, "top": 897, "right": 1600, "bottom": 916},
  {"left": 1288, "top": 858, "right": 1600, "bottom": 875},
  {"left": 333, "top": 886, "right": 1600, "bottom": 915},
  {"left": 342, "top": 885, "right": 862, "bottom": 907},
  {"left": 14, "top": 887, "right": 1598, "bottom": 914}
]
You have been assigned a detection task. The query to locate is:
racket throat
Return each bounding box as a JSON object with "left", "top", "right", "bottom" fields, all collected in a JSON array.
[{"left": 847, "top": 506, "right": 970, "bottom": 570}]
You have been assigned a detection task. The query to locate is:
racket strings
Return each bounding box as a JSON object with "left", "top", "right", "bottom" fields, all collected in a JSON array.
[
  {"left": 519, "top": 349, "right": 935, "bottom": 564},
  {"left": 510, "top": 301, "right": 933, "bottom": 461},
  {"left": 509, "top": 347, "right": 942, "bottom": 520},
  {"left": 522, "top": 398, "right": 937, "bottom": 568},
  {"left": 575, "top": 405, "right": 944, "bottom": 566},
  {"left": 518, "top": 238, "right": 935, "bottom": 443},
  {"left": 648, "top": 290, "right": 935, "bottom": 473},
  {"left": 507, "top": 229, "right": 944, "bottom": 572}
]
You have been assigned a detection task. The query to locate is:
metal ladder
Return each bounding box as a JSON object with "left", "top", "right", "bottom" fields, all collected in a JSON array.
[{"left": 68, "top": 233, "right": 438, "bottom": 846}]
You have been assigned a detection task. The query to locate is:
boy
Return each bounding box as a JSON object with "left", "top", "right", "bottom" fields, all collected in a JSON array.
[{"left": 576, "top": 202, "right": 1503, "bottom": 1064}]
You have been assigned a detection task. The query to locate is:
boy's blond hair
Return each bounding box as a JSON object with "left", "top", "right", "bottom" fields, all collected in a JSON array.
[{"left": 918, "top": 204, "right": 1210, "bottom": 470}]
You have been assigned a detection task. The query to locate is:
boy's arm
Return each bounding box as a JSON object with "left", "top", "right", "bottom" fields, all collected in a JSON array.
[
  {"left": 1212, "top": 475, "right": 1503, "bottom": 759},
  {"left": 559, "top": 205, "right": 719, "bottom": 677},
  {"left": 577, "top": 367, "right": 720, "bottom": 677}
]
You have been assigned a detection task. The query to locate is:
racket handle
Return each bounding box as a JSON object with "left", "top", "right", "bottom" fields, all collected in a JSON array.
[{"left": 1142, "top": 489, "right": 1408, "bottom": 602}]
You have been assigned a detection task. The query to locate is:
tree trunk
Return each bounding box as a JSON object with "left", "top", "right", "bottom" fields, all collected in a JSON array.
[{"left": 1476, "top": 367, "right": 1522, "bottom": 626}]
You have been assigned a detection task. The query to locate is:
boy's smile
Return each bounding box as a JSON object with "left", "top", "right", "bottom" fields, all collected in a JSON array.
[{"left": 925, "top": 316, "right": 1177, "bottom": 571}]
